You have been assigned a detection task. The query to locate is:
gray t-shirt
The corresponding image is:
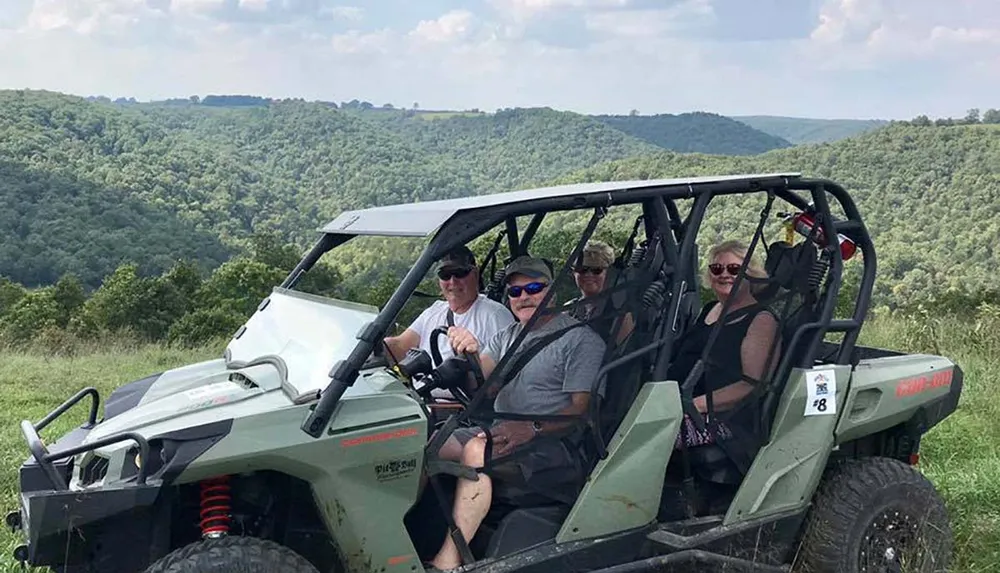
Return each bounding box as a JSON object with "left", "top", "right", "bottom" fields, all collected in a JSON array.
[{"left": 483, "top": 313, "right": 607, "bottom": 416}]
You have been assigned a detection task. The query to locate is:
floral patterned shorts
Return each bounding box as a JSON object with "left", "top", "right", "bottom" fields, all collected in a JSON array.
[{"left": 675, "top": 414, "right": 734, "bottom": 449}]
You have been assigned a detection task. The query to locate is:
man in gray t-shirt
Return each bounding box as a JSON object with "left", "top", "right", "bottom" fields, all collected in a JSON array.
[
  {"left": 427, "top": 255, "right": 607, "bottom": 572},
  {"left": 485, "top": 311, "right": 606, "bottom": 416}
]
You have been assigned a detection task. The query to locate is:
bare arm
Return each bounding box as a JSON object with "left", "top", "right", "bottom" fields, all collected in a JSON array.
[
  {"left": 615, "top": 312, "right": 635, "bottom": 344},
  {"left": 536, "top": 392, "right": 589, "bottom": 433},
  {"left": 382, "top": 329, "right": 420, "bottom": 362},
  {"left": 447, "top": 326, "right": 497, "bottom": 381}
]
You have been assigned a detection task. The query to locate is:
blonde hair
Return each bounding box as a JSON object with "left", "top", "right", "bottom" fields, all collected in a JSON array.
[
  {"left": 581, "top": 240, "right": 615, "bottom": 269},
  {"left": 703, "top": 240, "right": 768, "bottom": 285}
]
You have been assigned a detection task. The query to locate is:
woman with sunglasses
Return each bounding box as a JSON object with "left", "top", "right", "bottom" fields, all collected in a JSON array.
[{"left": 666, "top": 240, "right": 780, "bottom": 450}]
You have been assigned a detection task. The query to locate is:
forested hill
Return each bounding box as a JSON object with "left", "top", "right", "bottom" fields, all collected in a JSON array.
[
  {"left": 592, "top": 112, "right": 793, "bottom": 155},
  {"left": 343, "top": 107, "right": 661, "bottom": 189},
  {"left": 3, "top": 89, "right": 999, "bottom": 311},
  {"left": 558, "top": 122, "right": 1000, "bottom": 308},
  {"left": 0, "top": 90, "right": 799, "bottom": 288},
  {"left": 731, "top": 115, "right": 890, "bottom": 144}
]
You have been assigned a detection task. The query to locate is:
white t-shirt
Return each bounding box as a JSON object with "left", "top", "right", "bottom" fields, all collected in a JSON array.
[{"left": 409, "top": 294, "right": 515, "bottom": 362}]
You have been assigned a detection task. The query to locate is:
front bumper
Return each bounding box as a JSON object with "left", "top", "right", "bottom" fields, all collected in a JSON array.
[
  {"left": 8, "top": 387, "right": 163, "bottom": 570},
  {"left": 9, "top": 480, "right": 162, "bottom": 569},
  {"left": 10, "top": 381, "right": 233, "bottom": 570}
]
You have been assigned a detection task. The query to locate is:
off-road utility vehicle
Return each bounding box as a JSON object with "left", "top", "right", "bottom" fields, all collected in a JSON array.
[{"left": 8, "top": 174, "right": 961, "bottom": 573}]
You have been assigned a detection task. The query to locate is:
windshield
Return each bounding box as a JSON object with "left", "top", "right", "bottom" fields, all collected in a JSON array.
[{"left": 223, "top": 232, "right": 434, "bottom": 401}]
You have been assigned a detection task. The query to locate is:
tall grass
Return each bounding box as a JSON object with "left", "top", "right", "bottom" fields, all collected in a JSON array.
[
  {"left": 0, "top": 315, "right": 995, "bottom": 572},
  {"left": 857, "top": 311, "right": 1000, "bottom": 572}
]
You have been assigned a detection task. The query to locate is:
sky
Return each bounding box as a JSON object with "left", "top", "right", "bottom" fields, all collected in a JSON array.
[{"left": 0, "top": 0, "right": 998, "bottom": 119}]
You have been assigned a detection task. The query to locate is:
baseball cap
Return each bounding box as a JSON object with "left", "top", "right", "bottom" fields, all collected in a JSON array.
[
  {"left": 437, "top": 245, "right": 476, "bottom": 272},
  {"left": 504, "top": 255, "right": 553, "bottom": 283}
]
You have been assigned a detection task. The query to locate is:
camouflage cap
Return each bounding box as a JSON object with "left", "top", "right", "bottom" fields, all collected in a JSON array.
[
  {"left": 504, "top": 255, "right": 553, "bottom": 283},
  {"left": 437, "top": 245, "right": 476, "bottom": 271}
]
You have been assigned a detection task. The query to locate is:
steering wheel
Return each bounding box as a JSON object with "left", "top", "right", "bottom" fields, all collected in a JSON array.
[
  {"left": 420, "top": 315, "right": 483, "bottom": 407},
  {"left": 412, "top": 358, "right": 474, "bottom": 407},
  {"left": 429, "top": 326, "right": 449, "bottom": 368}
]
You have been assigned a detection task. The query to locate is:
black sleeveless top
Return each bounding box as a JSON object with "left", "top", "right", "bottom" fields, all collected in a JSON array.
[{"left": 666, "top": 300, "right": 773, "bottom": 440}]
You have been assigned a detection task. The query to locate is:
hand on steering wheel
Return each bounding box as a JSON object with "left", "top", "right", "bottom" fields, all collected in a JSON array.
[
  {"left": 448, "top": 326, "right": 487, "bottom": 395},
  {"left": 447, "top": 326, "right": 480, "bottom": 355}
]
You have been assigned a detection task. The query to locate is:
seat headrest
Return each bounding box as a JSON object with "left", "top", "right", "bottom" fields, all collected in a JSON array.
[{"left": 757, "top": 240, "right": 819, "bottom": 300}]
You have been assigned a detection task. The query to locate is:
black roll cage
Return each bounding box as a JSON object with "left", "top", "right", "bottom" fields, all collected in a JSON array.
[{"left": 295, "top": 176, "right": 876, "bottom": 438}]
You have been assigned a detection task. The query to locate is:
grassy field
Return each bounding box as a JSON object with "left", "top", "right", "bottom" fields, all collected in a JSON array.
[{"left": 0, "top": 315, "right": 996, "bottom": 572}]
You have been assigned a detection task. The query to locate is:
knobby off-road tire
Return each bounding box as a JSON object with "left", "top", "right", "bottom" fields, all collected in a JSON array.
[
  {"left": 144, "top": 535, "right": 321, "bottom": 573},
  {"left": 796, "top": 456, "right": 952, "bottom": 573}
]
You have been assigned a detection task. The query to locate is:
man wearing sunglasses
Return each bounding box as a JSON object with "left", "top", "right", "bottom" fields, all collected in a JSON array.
[
  {"left": 383, "top": 246, "right": 514, "bottom": 373},
  {"left": 427, "top": 255, "right": 606, "bottom": 572}
]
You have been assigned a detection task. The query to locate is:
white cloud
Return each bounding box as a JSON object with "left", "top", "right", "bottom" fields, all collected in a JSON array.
[
  {"left": 804, "top": 0, "right": 1000, "bottom": 75},
  {"left": 0, "top": 0, "right": 997, "bottom": 120},
  {"left": 410, "top": 10, "right": 475, "bottom": 43},
  {"left": 24, "top": 0, "right": 77, "bottom": 31},
  {"left": 930, "top": 26, "right": 1000, "bottom": 46},
  {"left": 23, "top": 0, "right": 164, "bottom": 35},
  {"left": 330, "top": 28, "right": 392, "bottom": 54},
  {"left": 810, "top": 0, "right": 885, "bottom": 43},
  {"left": 238, "top": 0, "right": 268, "bottom": 12},
  {"left": 584, "top": 1, "right": 714, "bottom": 38},
  {"left": 170, "top": 0, "right": 224, "bottom": 15},
  {"left": 321, "top": 6, "right": 363, "bottom": 21},
  {"left": 490, "top": 0, "right": 628, "bottom": 21}
]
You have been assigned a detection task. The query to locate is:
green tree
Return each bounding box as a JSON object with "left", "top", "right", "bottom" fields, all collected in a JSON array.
[
  {"left": 75, "top": 264, "right": 188, "bottom": 340},
  {"left": 0, "top": 277, "right": 26, "bottom": 318},
  {"left": 0, "top": 288, "right": 61, "bottom": 344},
  {"left": 52, "top": 273, "right": 86, "bottom": 327},
  {"left": 193, "top": 257, "right": 286, "bottom": 318}
]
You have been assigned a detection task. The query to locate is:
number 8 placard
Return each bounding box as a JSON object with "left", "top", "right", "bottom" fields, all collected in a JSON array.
[{"left": 804, "top": 369, "right": 837, "bottom": 416}]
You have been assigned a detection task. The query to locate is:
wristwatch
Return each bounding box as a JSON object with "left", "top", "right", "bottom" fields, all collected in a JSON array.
[{"left": 531, "top": 421, "right": 543, "bottom": 435}]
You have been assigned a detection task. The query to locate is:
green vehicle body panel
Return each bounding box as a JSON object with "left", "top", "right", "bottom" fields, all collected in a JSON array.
[
  {"left": 834, "top": 353, "right": 957, "bottom": 444},
  {"left": 556, "top": 381, "right": 683, "bottom": 542},
  {"left": 139, "top": 369, "right": 431, "bottom": 573},
  {"left": 175, "top": 384, "right": 429, "bottom": 573},
  {"left": 723, "top": 352, "right": 959, "bottom": 526},
  {"left": 724, "top": 365, "right": 852, "bottom": 525}
]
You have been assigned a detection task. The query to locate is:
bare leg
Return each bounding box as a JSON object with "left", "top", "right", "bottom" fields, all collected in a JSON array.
[
  {"left": 437, "top": 434, "right": 465, "bottom": 461},
  {"left": 431, "top": 437, "right": 492, "bottom": 570}
]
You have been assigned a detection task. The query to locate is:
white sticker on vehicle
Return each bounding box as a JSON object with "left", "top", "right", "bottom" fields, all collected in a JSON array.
[
  {"left": 183, "top": 383, "right": 228, "bottom": 400},
  {"left": 804, "top": 369, "right": 837, "bottom": 416}
]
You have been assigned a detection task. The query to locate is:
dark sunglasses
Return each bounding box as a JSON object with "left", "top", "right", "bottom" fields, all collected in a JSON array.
[
  {"left": 574, "top": 266, "right": 605, "bottom": 275},
  {"left": 437, "top": 266, "right": 472, "bottom": 281},
  {"left": 507, "top": 282, "right": 547, "bottom": 298},
  {"left": 709, "top": 263, "right": 743, "bottom": 276}
]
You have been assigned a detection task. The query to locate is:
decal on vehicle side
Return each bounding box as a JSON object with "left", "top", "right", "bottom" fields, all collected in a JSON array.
[
  {"left": 895, "top": 368, "right": 953, "bottom": 398},
  {"left": 388, "top": 554, "right": 414, "bottom": 566},
  {"left": 804, "top": 369, "right": 837, "bottom": 416},
  {"left": 340, "top": 427, "right": 419, "bottom": 448},
  {"left": 375, "top": 457, "right": 418, "bottom": 482}
]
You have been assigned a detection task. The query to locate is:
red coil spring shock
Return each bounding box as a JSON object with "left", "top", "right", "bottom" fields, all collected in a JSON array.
[{"left": 199, "top": 475, "right": 232, "bottom": 538}]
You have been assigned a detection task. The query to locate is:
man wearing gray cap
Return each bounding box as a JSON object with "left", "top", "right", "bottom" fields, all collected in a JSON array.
[{"left": 426, "top": 255, "right": 607, "bottom": 572}]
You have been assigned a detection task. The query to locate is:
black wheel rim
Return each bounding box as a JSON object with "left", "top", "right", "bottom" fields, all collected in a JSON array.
[{"left": 858, "top": 506, "right": 937, "bottom": 573}]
